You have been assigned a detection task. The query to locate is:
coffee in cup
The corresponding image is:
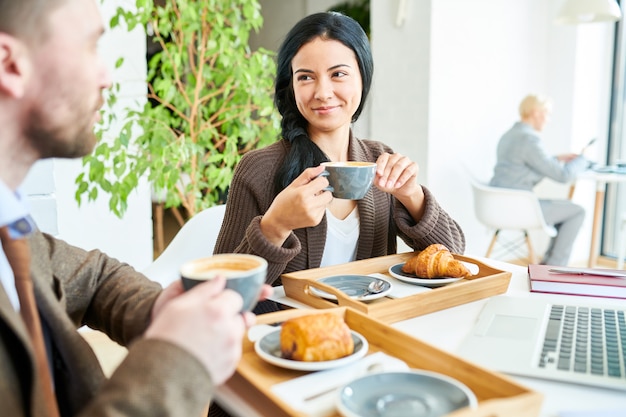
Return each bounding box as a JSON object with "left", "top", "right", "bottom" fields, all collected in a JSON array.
[
  {"left": 321, "top": 161, "right": 377, "bottom": 200},
  {"left": 180, "top": 253, "right": 267, "bottom": 312}
]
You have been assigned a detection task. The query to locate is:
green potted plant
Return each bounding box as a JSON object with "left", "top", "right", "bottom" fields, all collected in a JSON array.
[{"left": 75, "top": 0, "right": 280, "bottom": 219}]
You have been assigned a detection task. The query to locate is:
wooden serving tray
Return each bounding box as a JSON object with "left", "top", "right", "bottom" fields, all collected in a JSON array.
[
  {"left": 281, "top": 252, "right": 512, "bottom": 323},
  {"left": 227, "top": 307, "right": 542, "bottom": 417}
]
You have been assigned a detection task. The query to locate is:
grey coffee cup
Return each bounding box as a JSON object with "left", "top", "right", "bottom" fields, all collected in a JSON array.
[
  {"left": 180, "top": 254, "right": 267, "bottom": 312},
  {"left": 321, "top": 161, "right": 377, "bottom": 200}
]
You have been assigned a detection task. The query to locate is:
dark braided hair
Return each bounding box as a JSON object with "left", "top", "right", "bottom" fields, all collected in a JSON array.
[{"left": 273, "top": 11, "right": 373, "bottom": 194}]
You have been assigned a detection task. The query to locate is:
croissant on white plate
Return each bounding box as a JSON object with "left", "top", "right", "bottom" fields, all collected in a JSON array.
[
  {"left": 280, "top": 313, "right": 354, "bottom": 362},
  {"left": 402, "top": 244, "right": 471, "bottom": 279}
]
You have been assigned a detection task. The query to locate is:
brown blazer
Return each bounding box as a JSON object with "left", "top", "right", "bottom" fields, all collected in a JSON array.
[{"left": 0, "top": 231, "right": 214, "bottom": 417}]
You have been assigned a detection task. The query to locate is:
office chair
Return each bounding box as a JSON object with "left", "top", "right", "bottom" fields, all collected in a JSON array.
[
  {"left": 142, "top": 204, "right": 226, "bottom": 287},
  {"left": 469, "top": 178, "right": 557, "bottom": 263}
]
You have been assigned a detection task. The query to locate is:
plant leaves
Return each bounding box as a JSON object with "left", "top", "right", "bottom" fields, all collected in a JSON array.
[{"left": 78, "top": 0, "right": 280, "bottom": 218}]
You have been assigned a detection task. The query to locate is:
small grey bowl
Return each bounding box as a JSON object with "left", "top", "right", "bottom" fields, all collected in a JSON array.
[{"left": 336, "top": 370, "right": 477, "bottom": 417}]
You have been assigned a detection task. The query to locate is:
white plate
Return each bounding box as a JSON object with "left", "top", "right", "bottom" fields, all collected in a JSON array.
[
  {"left": 388, "top": 263, "right": 463, "bottom": 287},
  {"left": 309, "top": 275, "right": 392, "bottom": 301},
  {"left": 254, "top": 328, "right": 368, "bottom": 371}
]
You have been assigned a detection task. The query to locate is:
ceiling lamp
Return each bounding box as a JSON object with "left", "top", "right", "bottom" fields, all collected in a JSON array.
[{"left": 555, "top": 0, "right": 622, "bottom": 24}]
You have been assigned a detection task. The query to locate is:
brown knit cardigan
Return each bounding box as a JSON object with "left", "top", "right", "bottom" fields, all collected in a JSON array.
[{"left": 214, "top": 134, "right": 466, "bottom": 286}]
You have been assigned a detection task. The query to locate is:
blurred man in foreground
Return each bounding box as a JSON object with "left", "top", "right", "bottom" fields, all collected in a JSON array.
[{"left": 0, "top": 1, "right": 265, "bottom": 415}]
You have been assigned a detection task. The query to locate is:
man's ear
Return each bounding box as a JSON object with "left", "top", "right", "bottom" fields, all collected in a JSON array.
[{"left": 0, "top": 33, "right": 31, "bottom": 98}]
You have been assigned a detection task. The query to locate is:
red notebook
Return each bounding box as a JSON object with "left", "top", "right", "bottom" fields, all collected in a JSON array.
[{"left": 528, "top": 264, "right": 626, "bottom": 299}]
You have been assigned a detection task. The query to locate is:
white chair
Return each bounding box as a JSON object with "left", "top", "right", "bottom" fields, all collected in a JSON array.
[
  {"left": 142, "top": 204, "right": 226, "bottom": 287},
  {"left": 470, "top": 178, "right": 557, "bottom": 264}
]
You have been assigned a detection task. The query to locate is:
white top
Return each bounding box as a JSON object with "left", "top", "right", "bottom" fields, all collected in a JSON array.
[{"left": 320, "top": 207, "right": 359, "bottom": 268}]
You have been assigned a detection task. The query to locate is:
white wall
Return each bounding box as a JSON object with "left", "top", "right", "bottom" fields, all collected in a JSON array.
[
  {"left": 370, "top": 0, "right": 432, "bottom": 182},
  {"left": 370, "top": 0, "right": 615, "bottom": 264}
]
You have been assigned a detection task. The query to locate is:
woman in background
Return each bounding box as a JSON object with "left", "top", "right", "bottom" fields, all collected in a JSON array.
[{"left": 214, "top": 11, "right": 465, "bottom": 293}]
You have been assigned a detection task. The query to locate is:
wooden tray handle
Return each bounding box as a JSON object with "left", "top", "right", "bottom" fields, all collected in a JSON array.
[{"left": 302, "top": 279, "right": 369, "bottom": 313}]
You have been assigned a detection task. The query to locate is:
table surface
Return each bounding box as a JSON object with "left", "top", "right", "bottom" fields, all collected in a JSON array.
[
  {"left": 577, "top": 169, "right": 626, "bottom": 183},
  {"left": 216, "top": 257, "right": 626, "bottom": 417},
  {"left": 569, "top": 169, "right": 626, "bottom": 267}
]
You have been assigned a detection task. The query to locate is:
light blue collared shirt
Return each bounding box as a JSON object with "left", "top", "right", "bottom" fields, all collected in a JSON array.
[{"left": 0, "top": 180, "right": 34, "bottom": 311}]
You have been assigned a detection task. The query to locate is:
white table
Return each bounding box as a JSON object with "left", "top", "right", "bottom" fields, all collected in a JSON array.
[
  {"left": 571, "top": 170, "right": 626, "bottom": 267},
  {"left": 216, "top": 258, "right": 626, "bottom": 417}
]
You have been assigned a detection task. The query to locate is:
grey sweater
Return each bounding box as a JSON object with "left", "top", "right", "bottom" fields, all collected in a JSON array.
[
  {"left": 214, "top": 134, "right": 466, "bottom": 285},
  {"left": 490, "top": 122, "right": 588, "bottom": 191}
]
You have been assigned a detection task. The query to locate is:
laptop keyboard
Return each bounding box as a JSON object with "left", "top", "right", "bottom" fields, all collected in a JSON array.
[{"left": 538, "top": 305, "right": 626, "bottom": 378}]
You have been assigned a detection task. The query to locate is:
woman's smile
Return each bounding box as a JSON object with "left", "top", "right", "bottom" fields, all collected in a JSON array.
[{"left": 313, "top": 105, "right": 339, "bottom": 115}]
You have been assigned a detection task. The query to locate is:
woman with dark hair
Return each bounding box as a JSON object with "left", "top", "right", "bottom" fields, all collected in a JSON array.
[{"left": 214, "top": 11, "right": 465, "bottom": 292}]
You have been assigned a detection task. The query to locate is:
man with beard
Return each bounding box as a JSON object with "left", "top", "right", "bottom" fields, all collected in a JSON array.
[{"left": 0, "top": 1, "right": 269, "bottom": 416}]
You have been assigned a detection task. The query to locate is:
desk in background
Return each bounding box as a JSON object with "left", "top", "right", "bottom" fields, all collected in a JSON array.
[
  {"left": 570, "top": 170, "right": 626, "bottom": 267},
  {"left": 216, "top": 257, "right": 626, "bottom": 417}
]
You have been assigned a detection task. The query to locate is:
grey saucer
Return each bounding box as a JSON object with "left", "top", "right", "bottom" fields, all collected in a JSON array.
[
  {"left": 309, "top": 275, "right": 392, "bottom": 301},
  {"left": 337, "top": 370, "right": 477, "bottom": 417}
]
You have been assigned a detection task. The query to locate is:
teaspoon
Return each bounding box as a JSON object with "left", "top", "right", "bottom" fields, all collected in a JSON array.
[{"left": 367, "top": 279, "right": 386, "bottom": 294}]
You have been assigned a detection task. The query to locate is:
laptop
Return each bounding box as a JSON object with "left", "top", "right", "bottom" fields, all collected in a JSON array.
[{"left": 457, "top": 296, "right": 626, "bottom": 391}]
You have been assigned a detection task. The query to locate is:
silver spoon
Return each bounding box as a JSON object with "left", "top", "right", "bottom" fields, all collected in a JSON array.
[{"left": 367, "top": 279, "right": 386, "bottom": 294}]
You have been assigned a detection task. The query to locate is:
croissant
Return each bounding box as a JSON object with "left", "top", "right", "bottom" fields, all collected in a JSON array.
[
  {"left": 402, "top": 244, "right": 471, "bottom": 279},
  {"left": 280, "top": 313, "right": 354, "bottom": 362}
]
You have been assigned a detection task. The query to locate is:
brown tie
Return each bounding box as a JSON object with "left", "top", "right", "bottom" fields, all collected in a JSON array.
[{"left": 0, "top": 226, "right": 60, "bottom": 416}]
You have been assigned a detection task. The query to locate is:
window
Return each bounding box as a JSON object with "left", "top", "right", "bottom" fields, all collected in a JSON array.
[{"left": 603, "top": 14, "right": 626, "bottom": 259}]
